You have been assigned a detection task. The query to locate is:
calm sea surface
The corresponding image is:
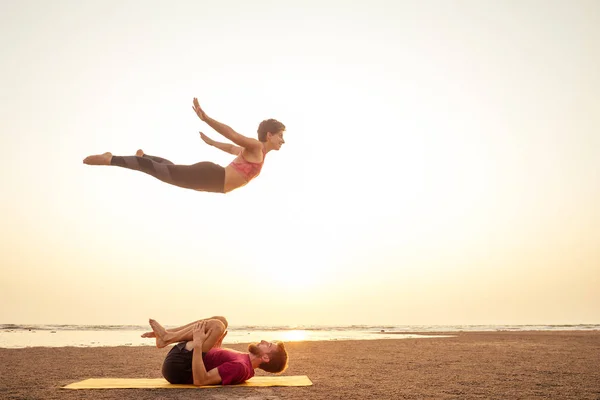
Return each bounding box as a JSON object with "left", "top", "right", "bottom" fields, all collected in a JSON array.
[{"left": 1, "top": 324, "right": 597, "bottom": 348}]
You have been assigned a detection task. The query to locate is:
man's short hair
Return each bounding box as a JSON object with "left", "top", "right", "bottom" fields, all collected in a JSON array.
[{"left": 259, "top": 341, "right": 288, "bottom": 373}]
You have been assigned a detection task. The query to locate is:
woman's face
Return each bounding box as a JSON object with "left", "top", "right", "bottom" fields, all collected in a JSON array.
[{"left": 268, "top": 131, "right": 285, "bottom": 150}]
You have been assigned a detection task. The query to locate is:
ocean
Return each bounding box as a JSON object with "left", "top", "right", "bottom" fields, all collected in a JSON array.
[{"left": 1, "top": 324, "right": 598, "bottom": 349}]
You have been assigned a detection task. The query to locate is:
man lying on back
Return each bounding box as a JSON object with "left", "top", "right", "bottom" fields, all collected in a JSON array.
[{"left": 141, "top": 316, "right": 288, "bottom": 385}]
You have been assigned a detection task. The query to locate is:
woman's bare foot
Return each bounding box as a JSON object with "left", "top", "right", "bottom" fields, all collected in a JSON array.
[
  {"left": 135, "top": 149, "right": 144, "bottom": 157},
  {"left": 141, "top": 331, "right": 156, "bottom": 338},
  {"left": 83, "top": 152, "right": 112, "bottom": 165},
  {"left": 149, "top": 319, "right": 169, "bottom": 348}
]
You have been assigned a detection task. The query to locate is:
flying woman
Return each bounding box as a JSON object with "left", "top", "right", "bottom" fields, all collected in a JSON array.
[{"left": 83, "top": 98, "right": 286, "bottom": 193}]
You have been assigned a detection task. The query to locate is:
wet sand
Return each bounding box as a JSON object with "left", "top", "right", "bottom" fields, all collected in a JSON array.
[{"left": 1, "top": 331, "right": 599, "bottom": 399}]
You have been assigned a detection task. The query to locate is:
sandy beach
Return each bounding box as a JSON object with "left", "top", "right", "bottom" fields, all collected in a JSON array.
[{"left": 1, "top": 331, "right": 598, "bottom": 399}]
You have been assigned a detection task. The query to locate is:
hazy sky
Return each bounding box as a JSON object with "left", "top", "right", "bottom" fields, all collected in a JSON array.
[{"left": 1, "top": 0, "right": 598, "bottom": 327}]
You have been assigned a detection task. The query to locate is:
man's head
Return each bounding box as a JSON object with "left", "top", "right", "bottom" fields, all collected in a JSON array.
[
  {"left": 248, "top": 340, "right": 288, "bottom": 373},
  {"left": 257, "top": 119, "right": 286, "bottom": 150}
]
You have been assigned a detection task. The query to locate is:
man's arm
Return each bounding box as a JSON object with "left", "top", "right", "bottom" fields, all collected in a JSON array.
[
  {"left": 192, "top": 362, "right": 222, "bottom": 386},
  {"left": 192, "top": 321, "right": 223, "bottom": 386},
  {"left": 200, "top": 132, "right": 242, "bottom": 156},
  {"left": 193, "top": 97, "right": 262, "bottom": 151}
]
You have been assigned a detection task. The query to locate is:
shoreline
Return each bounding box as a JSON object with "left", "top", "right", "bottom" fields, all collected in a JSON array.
[
  {"left": 1, "top": 331, "right": 599, "bottom": 399},
  {"left": 378, "top": 329, "right": 600, "bottom": 335},
  {"left": 2, "top": 329, "right": 598, "bottom": 350}
]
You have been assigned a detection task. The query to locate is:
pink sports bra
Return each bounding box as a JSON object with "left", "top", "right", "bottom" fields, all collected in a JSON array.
[{"left": 228, "top": 149, "right": 266, "bottom": 182}]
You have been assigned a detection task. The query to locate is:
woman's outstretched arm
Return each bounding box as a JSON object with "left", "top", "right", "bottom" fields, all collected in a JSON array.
[
  {"left": 200, "top": 132, "right": 242, "bottom": 156},
  {"left": 192, "top": 97, "right": 262, "bottom": 150}
]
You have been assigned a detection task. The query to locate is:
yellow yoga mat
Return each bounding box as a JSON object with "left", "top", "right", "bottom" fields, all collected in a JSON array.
[{"left": 62, "top": 376, "right": 313, "bottom": 389}]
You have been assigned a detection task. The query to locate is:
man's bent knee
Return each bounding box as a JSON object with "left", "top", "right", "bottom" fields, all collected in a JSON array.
[
  {"left": 207, "top": 319, "right": 226, "bottom": 335},
  {"left": 200, "top": 319, "right": 226, "bottom": 352},
  {"left": 209, "top": 316, "right": 228, "bottom": 329}
]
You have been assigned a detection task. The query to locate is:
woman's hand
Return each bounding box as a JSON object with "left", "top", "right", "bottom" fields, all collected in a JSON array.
[
  {"left": 200, "top": 132, "right": 213, "bottom": 146},
  {"left": 192, "top": 97, "right": 208, "bottom": 121}
]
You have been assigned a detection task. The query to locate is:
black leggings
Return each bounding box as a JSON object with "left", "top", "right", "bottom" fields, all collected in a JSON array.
[{"left": 110, "top": 154, "right": 225, "bottom": 193}]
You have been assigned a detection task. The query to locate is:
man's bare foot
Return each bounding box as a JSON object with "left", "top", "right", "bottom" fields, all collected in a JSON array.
[
  {"left": 83, "top": 152, "right": 112, "bottom": 165},
  {"left": 141, "top": 331, "right": 156, "bottom": 338},
  {"left": 149, "top": 319, "right": 169, "bottom": 348},
  {"left": 135, "top": 149, "right": 144, "bottom": 157}
]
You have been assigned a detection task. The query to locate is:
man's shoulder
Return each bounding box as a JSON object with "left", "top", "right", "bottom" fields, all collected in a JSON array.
[
  {"left": 205, "top": 347, "right": 249, "bottom": 364},
  {"left": 207, "top": 347, "right": 244, "bottom": 356}
]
